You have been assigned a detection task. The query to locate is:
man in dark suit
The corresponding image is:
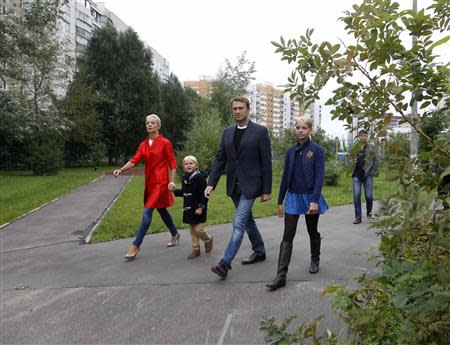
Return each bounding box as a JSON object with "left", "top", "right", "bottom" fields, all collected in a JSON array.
[{"left": 205, "top": 96, "right": 272, "bottom": 279}]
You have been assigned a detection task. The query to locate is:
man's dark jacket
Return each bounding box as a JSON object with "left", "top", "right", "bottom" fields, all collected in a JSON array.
[{"left": 208, "top": 121, "right": 272, "bottom": 199}]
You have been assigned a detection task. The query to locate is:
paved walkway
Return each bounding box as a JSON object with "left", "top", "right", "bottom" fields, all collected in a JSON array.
[{"left": 1, "top": 175, "right": 379, "bottom": 345}]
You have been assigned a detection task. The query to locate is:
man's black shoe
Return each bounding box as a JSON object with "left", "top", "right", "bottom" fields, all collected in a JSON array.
[
  {"left": 211, "top": 263, "right": 228, "bottom": 279},
  {"left": 367, "top": 213, "right": 372, "bottom": 219},
  {"left": 353, "top": 218, "right": 361, "bottom": 224},
  {"left": 241, "top": 252, "right": 266, "bottom": 265}
]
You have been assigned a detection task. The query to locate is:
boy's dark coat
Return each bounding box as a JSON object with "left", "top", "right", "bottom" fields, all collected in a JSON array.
[{"left": 174, "top": 171, "right": 208, "bottom": 224}]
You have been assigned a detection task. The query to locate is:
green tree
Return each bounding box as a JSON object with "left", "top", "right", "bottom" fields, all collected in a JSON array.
[
  {"left": 82, "top": 24, "right": 161, "bottom": 164},
  {"left": 210, "top": 51, "right": 256, "bottom": 124},
  {"left": 160, "top": 73, "right": 192, "bottom": 148},
  {"left": 311, "top": 128, "right": 336, "bottom": 161},
  {"left": 418, "top": 110, "right": 447, "bottom": 155},
  {"left": 0, "top": 0, "right": 70, "bottom": 173},
  {"left": 179, "top": 100, "right": 223, "bottom": 172},
  {"left": 271, "top": 128, "right": 296, "bottom": 172},
  {"left": 384, "top": 132, "right": 410, "bottom": 162},
  {"left": 59, "top": 68, "right": 105, "bottom": 167},
  {"left": 264, "top": 1, "right": 450, "bottom": 344}
]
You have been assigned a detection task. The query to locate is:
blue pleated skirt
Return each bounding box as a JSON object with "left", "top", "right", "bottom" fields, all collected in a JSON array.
[{"left": 284, "top": 192, "right": 329, "bottom": 215}]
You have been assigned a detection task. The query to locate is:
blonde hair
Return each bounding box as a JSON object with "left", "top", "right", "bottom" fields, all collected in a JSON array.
[
  {"left": 146, "top": 114, "right": 161, "bottom": 128},
  {"left": 182, "top": 155, "right": 198, "bottom": 169},
  {"left": 295, "top": 116, "right": 313, "bottom": 130}
]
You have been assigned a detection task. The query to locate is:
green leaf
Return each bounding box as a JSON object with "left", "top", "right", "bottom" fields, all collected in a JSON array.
[
  {"left": 420, "top": 100, "right": 431, "bottom": 109},
  {"left": 428, "top": 35, "right": 450, "bottom": 50},
  {"left": 271, "top": 41, "right": 283, "bottom": 48}
]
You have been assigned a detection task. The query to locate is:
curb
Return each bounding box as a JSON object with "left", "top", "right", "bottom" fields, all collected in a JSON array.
[
  {"left": 0, "top": 175, "right": 106, "bottom": 230},
  {"left": 84, "top": 176, "right": 133, "bottom": 243}
]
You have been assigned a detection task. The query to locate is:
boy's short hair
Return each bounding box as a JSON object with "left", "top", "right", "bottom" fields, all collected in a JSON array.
[
  {"left": 182, "top": 155, "right": 198, "bottom": 168},
  {"left": 358, "top": 129, "right": 368, "bottom": 135}
]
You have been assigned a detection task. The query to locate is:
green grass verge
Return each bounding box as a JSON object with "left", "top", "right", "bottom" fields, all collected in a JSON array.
[
  {"left": 0, "top": 167, "right": 113, "bottom": 225},
  {"left": 91, "top": 167, "right": 394, "bottom": 243}
]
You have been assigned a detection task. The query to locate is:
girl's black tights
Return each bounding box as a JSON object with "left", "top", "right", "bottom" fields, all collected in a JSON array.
[{"left": 282, "top": 213, "right": 320, "bottom": 243}]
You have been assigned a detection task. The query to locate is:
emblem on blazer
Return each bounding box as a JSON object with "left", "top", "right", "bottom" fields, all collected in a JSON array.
[{"left": 306, "top": 150, "right": 314, "bottom": 158}]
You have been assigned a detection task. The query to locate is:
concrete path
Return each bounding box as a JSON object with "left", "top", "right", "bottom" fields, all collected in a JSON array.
[{"left": 1, "top": 175, "right": 379, "bottom": 345}]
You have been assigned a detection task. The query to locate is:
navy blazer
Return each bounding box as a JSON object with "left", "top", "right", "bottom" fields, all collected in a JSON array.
[
  {"left": 208, "top": 121, "right": 272, "bottom": 199},
  {"left": 278, "top": 139, "right": 325, "bottom": 204}
]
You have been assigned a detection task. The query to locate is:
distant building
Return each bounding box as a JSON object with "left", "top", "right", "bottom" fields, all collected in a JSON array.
[
  {"left": 0, "top": 0, "right": 25, "bottom": 92},
  {"left": 248, "top": 83, "right": 302, "bottom": 136},
  {"left": 300, "top": 101, "right": 322, "bottom": 130},
  {"left": 149, "top": 46, "right": 170, "bottom": 82},
  {"left": 183, "top": 79, "right": 213, "bottom": 99}
]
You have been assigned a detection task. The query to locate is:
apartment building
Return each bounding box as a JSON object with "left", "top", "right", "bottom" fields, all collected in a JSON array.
[
  {"left": 1, "top": 0, "right": 171, "bottom": 94},
  {"left": 0, "top": 0, "right": 25, "bottom": 92},
  {"left": 248, "top": 83, "right": 302, "bottom": 136},
  {"left": 300, "top": 100, "right": 322, "bottom": 130},
  {"left": 183, "top": 79, "right": 213, "bottom": 98}
]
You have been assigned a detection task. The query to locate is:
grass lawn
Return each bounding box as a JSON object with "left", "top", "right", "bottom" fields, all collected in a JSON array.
[
  {"left": 0, "top": 167, "right": 113, "bottom": 225},
  {"left": 91, "top": 167, "right": 394, "bottom": 243}
]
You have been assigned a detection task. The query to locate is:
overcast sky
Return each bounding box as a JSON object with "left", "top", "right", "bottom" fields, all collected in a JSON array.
[{"left": 101, "top": 0, "right": 438, "bottom": 138}]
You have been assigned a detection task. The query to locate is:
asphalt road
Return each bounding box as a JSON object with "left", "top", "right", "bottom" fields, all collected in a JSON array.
[{"left": 1, "top": 175, "right": 379, "bottom": 345}]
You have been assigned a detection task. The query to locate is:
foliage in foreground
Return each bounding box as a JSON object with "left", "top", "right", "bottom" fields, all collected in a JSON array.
[{"left": 262, "top": 0, "right": 450, "bottom": 344}]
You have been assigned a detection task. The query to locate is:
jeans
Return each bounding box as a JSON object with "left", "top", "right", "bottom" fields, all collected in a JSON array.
[
  {"left": 353, "top": 176, "right": 373, "bottom": 219},
  {"left": 220, "top": 186, "right": 266, "bottom": 269},
  {"left": 133, "top": 208, "right": 178, "bottom": 247}
]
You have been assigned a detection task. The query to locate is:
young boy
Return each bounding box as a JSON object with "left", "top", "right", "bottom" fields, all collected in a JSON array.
[{"left": 172, "top": 156, "right": 213, "bottom": 259}]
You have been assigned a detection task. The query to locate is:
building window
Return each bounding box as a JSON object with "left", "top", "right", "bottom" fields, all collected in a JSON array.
[
  {"left": 0, "top": 3, "right": 7, "bottom": 14},
  {"left": 62, "top": 19, "right": 70, "bottom": 33},
  {"left": 0, "top": 78, "right": 7, "bottom": 91},
  {"left": 76, "top": 26, "right": 91, "bottom": 40},
  {"left": 77, "top": 10, "right": 90, "bottom": 24},
  {"left": 76, "top": 42, "right": 87, "bottom": 53}
]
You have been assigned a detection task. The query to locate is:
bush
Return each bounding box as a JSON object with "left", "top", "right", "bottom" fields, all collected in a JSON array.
[
  {"left": 28, "top": 136, "right": 64, "bottom": 175},
  {"left": 178, "top": 106, "right": 223, "bottom": 172},
  {"left": 324, "top": 160, "right": 340, "bottom": 186}
]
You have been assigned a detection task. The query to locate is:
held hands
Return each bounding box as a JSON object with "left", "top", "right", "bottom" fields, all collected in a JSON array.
[
  {"left": 168, "top": 182, "right": 176, "bottom": 191},
  {"left": 307, "top": 202, "right": 318, "bottom": 215},
  {"left": 204, "top": 186, "right": 214, "bottom": 199},
  {"left": 194, "top": 207, "right": 203, "bottom": 216},
  {"left": 113, "top": 169, "right": 122, "bottom": 177},
  {"left": 260, "top": 193, "right": 272, "bottom": 202},
  {"left": 277, "top": 204, "right": 284, "bottom": 218}
]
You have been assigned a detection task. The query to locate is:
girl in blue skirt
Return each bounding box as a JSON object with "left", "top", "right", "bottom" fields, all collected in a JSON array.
[{"left": 267, "top": 116, "right": 329, "bottom": 290}]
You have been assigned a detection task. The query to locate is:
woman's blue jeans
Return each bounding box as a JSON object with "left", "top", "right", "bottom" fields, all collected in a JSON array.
[
  {"left": 353, "top": 176, "right": 373, "bottom": 219},
  {"left": 219, "top": 187, "right": 266, "bottom": 270},
  {"left": 133, "top": 208, "right": 177, "bottom": 247}
]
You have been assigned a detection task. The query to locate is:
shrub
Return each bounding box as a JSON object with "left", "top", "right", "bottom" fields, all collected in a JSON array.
[
  {"left": 324, "top": 161, "right": 339, "bottom": 186},
  {"left": 28, "top": 136, "right": 64, "bottom": 175}
]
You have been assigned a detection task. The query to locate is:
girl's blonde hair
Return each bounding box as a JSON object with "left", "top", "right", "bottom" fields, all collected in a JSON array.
[
  {"left": 146, "top": 114, "right": 161, "bottom": 128},
  {"left": 182, "top": 155, "right": 198, "bottom": 169},
  {"left": 295, "top": 115, "right": 313, "bottom": 130}
]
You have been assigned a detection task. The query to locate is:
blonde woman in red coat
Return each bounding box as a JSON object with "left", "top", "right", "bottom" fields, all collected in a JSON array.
[{"left": 114, "top": 114, "right": 179, "bottom": 260}]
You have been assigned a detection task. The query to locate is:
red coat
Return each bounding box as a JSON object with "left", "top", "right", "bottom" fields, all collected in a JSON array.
[{"left": 130, "top": 135, "right": 177, "bottom": 208}]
